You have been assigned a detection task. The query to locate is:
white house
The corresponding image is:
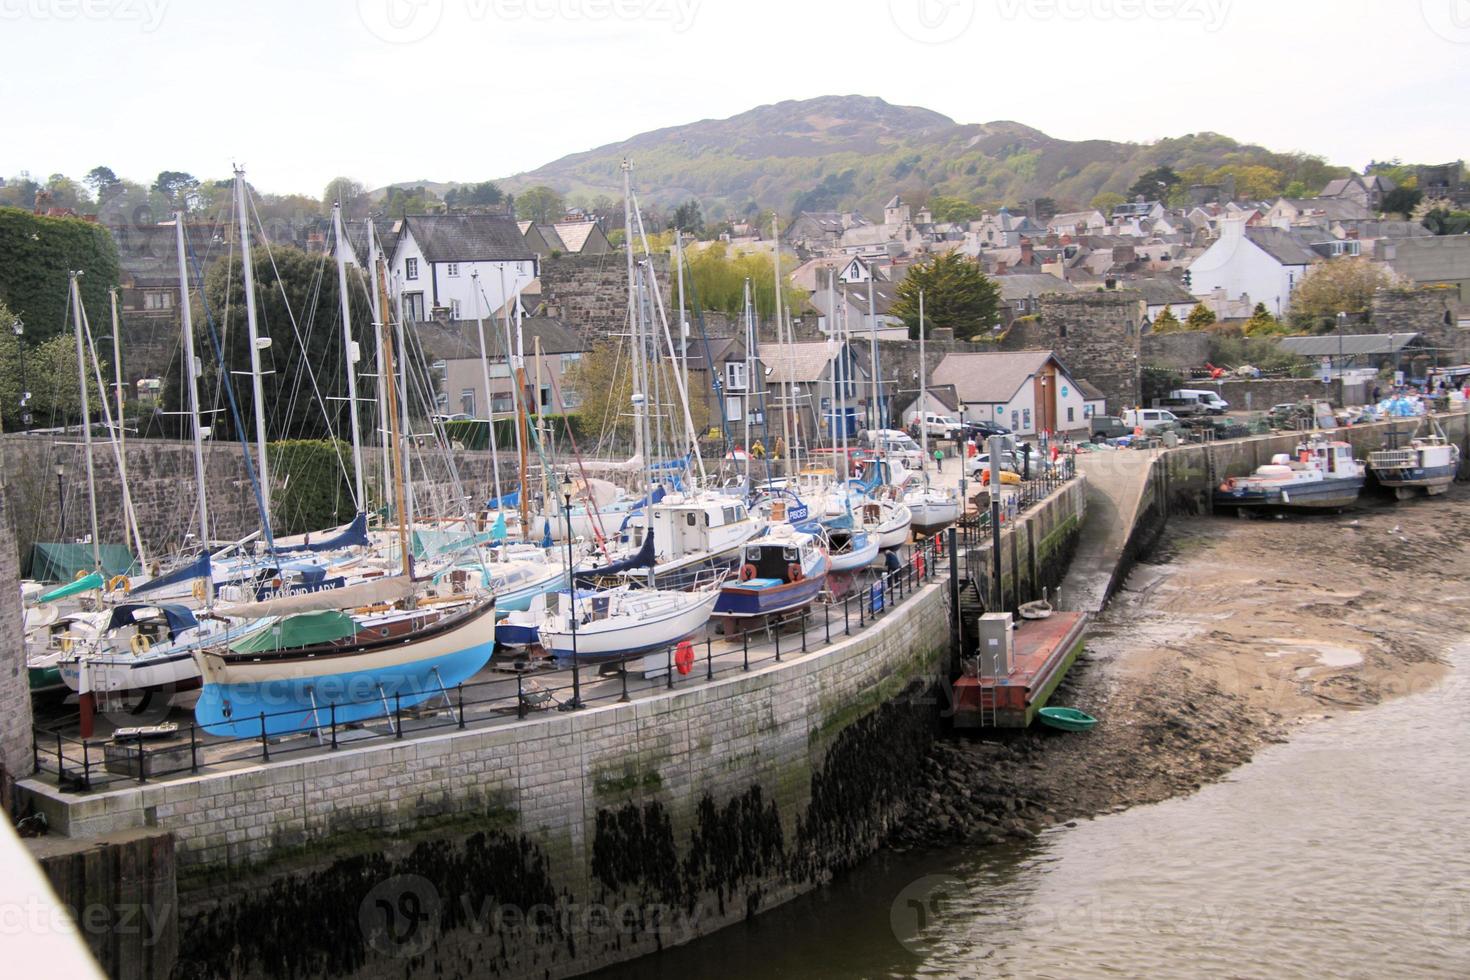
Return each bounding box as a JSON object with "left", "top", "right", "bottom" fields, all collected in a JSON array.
[
  {"left": 1185, "top": 219, "right": 1317, "bottom": 317},
  {"left": 931, "top": 350, "right": 1089, "bottom": 437},
  {"left": 390, "top": 214, "right": 537, "bottom": 323}
]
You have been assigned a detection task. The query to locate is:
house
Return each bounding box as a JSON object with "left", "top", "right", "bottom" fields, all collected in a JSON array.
[
  {"left": 969, "top": 207, "right": 1042, "bottom": 249},
  {"left": 1185, "top": 219, "right": 1317, "bottom": 317},
  {"left": 1319, "top": 174, "right": 1395, "bottom": 212},
  {"left": 390, "top": 214, "right": 537, "bottom": 324},
  {"left": 1047, "top": 210, "right": 1107, "bottom": 236},
  {"left": 1127, "top": 277, "right": 1197, "bottom": 324},
  {"left": 549, "top": 220, "right": 610, "bottom": 255},
  {"left": 1277, "top": 332, "right": 1429, "bottom": 377},
  {"left": 994, "top": 273, "right": 1077, "bottom": 323},
  {"left": 882, "top": 195, "right": 911, "bottom": 229},
  {"left": 1376, "top": 236, "right": 1470, "bottom": 303},
  {"left": 931, "top": 350, "right": 1090, "bottom": 437},
  {"left": 806, "top": 277, "right": 903, "bottom": 336},
  {"left": 1076, "top": 378, "right": 1107, "bottom": 419},
  {"left": 680, "top": 336, "right": 750, "bottom": 438},
  {"left": 783, "top": 211, "right": 869, "bottom": 253},
  {"left": 413, "top": 316, "right": 586, "bottom": 417},
  {"left": 893, "top": 386, "right": 961, "bottom": 432},
  {"left": 1263, "top": 197, "right": 1372, "bottom": 227},
  {"left": 763, "top": 340, "right": 870, "bottom": 442},
  {"left": 788, "top": 255, "right": 875, "bottom": 293}
]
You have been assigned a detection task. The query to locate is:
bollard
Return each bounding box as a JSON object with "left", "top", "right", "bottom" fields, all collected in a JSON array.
[
  {"left": 394, "top": 692, "right": 403, "bottom": 738},
  {"left": 824, "top": 602, "right": 831, "bottom": 644},
  {"left": 743, "top": 629, "right": 750, "bottom": 671},
  {"left": 667, "top": 646, "right": 675, "bottom": 690},
  {"left": 517, "top": 672, "right": 527, "bottom": 720},
  {"left": 81, "top": 739, "right": 90, "bottom": 790},
  {"left": 706, "top": 638, "right": 714, "bottom": 681},
  {"left": 775, "top": 627, "right": 781, "bottom": 662},
  {"left": 457, "top": 684, "right": 466, "bottom": 730},
  {"left": 844, "top": 594, "right": 851, "bottom": 636},
  {"left": 619, "top": 659, "right": 631, "bottom": 702}
]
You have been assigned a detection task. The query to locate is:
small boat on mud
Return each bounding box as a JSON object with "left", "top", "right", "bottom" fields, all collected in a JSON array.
[
  {"left": 1037, "top": 706, "right": 1097, "bottom": 732},
  {"left": 1368, "top": 434, "right": 1460, "bottom": 498},
  {"left": 1215, "top": 435, "right": 1365, "bottom": 511}
]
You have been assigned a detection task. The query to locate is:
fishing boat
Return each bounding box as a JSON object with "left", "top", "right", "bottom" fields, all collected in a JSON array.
[
  {"left": 713, "top": 525, "right": 830, "bottom": 626},
  {"left": 1214, "top": 435, "right": 1365, "bottom": 511},
  {"left": 1368, "top": 434, "right": 1460, "bottom": 498},
  {"left": 1037, "top": 706, "right": 1097, "bottom": 732}
]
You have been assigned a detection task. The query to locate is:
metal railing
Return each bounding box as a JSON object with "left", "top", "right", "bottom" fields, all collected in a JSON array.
[{"left": 32, "top": 534, "right": 951, "bottom": 793}]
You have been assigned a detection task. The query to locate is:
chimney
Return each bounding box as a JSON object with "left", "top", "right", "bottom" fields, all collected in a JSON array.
[
  {"left": 1221, "top": 216, "right": 1246, "bottom": 243},
  {"left": 1020, "top": 241, "right": 1034, "bottom": 265},
  {"left": 995, "top": 260, "right": 1008, "bottom": 275},
  {"left": 1346, "top": 227, "right": 1360, "bottom": 240}
]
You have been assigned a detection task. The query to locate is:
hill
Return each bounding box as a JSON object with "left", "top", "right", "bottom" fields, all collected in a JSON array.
[{"left": 483, "top": 95, "right": 1351, "bottom": 218}]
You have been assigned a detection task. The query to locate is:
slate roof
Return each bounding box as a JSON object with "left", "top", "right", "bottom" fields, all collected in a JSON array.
[
  {"left": 993, "top": 274, "right": 1077, "bottom": 301},
  {"left": 931, "top": 351, "right": 1064, "bottom": 404},
  {"left": 1277, "top": 333, "right": 1423, "bottom": 357},
  {"left": 765, "top": 341, "right": 862, "bottom": 384},
  {"left": 401, "top": 214, "right": 533, "bottom": 263},
  {"left": 1245, "top": 227, "right": 1318, "bottom": 266},
  {"left": 1127, "top": 277, "right": 1194, "bottom": 306},
  {"left": 414, "top": 316, "right": 584, "bottom": 361},
  {"left": 552, "top": 220, "right": 601, "bottom": 253},
  {"left": 1075, "top": 378, "right": 1106, "bottom": 402},
  {"left": 1378, "top": 235, "right": 1470, "bottom": 282}
]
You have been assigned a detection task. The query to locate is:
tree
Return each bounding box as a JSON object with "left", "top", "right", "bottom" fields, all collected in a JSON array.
[
  {"left": 0, "top": 299, "right": 109, "bottom": 429},
  {"left": 443, "top": 181, "right": 504, "bottom": 209},
  {"left": 381, "top": 184, "right": 440, "bottom": 219},
  {"left": 321, "top": 177, "right": 369, "bottom": 218},
  {"left": 1186, "top": 302, "right": 1217, "bottom": 330},
  {"left": 44, "top": 174, "right": 90, "bottom": 210},
  {"left": 1207, "top": 165, "right": 1284, "bottom": 200},
  {"left": 685, "top": 242, "right": 801, "bottom": 318},
  {"left": 83, "top": 166, "right": 119, "bottom": 198},
  {"left": 890, "top": 252, "right": 1001, "bottom": 340},
  {"left": 926, "top": 195, "right": 982, "bottom": 223},
  {"left": 670, "top": 199, "right": 704, "bottom": 234},
  {"left": 1128, "top": 166, "right": 1180, "bottom": 201},
  {"left": 1288, "top": 259, "right": 1396, "bottom": 331},
  {"left": 0, "top": 207, "right": 120, "bottom": 343},
  {"left": 1243, "top": 302, "right": 1286, "bottom": 337},
  {"left": 1381, "top": 186, "right": 1423, "bottom": 219},
  {"left": 1030, "top": 197, "right": 1058, "bottom": 221},
  {"left": 1149, "top": 306, "right": 1184, "bottom": 334},
  {"left": 516, "top": 186, "right": 565, "bottom": 224},
  {"left": 562, "top": 339, "right": 709, "bottom": 448},
  {"left": 152, "top": 171, "right": 199, "bottom": 207},
  {"left": 1422, "top": 208, "right": 1470, "bottom": 236},
  {"left": 1090, "top": 192, "right": 1126, "bottom": 212}
]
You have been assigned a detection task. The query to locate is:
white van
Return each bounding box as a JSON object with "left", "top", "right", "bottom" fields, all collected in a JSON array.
[
  {"left": 864, "top": 429, "right": 925, "bottom": 467},
  {"left": 907, "top": 411, "right": 962, "bottom": 439},
  {"left": 1121, "top": 408, "right": 1179, "bottom": 433},
  {"left": 1169, "top": 388, "right": 1229, "bottom": 414}
]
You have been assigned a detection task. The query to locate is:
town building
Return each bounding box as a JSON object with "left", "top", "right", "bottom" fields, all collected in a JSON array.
[
  {"left": 389, "top": 214, "right": 537, "bottom": 323},
  {"left": 931, "top": 350, "right": 1090, "bottom": 436}
]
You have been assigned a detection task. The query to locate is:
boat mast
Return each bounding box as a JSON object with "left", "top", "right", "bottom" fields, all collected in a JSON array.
[
  {"left": 368, "top": 225, "right": 391, "bottom": 510},
  {"left": 175, "top": 214, "right": 213, "bottom": 605},
  {"left": 675, "top": 230, "right": 689, "bottom": 405},
  {"left": 376, "top": 258, "right": 412, "bottom": 578},
  {"left": 393, "top": 284, "right": 415, "bottom": 526},
  {"left": 67, "top": 272, "right": 102, "bottom": 574},
  {"left": 107, "top": 286, "right": 147, "bottom": 566},
  {"left": 470, "top": 272, "right": 504, "bottom": 506},
  {"left": 512, "top": 276, "right": 531, "bottom": 539},
  {"left": 331, "top": 202, "right": 366, "bottom": 511},
  {"left": 232, "top": 167, "right": 272, "bottom": 530},
  {"left": 867, "top": 274, "right": 882, "bottom": 440},
  {"left": 918, "top": 289, "right": 929, "bottom": 488},
  {"left": 773, "top": 218, "right": 794, "bottom": 481}
]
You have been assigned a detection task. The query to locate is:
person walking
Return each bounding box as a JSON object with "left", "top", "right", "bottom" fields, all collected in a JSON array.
[{"left": 933, "top": 446, "right": 944, "bottom": 472}]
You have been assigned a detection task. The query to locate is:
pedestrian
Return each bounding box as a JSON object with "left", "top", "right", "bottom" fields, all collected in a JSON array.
[{"left": 933, "top": 447, "right": 944, "bottom": 472}]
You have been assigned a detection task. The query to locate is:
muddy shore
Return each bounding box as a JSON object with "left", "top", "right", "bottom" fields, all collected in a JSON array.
[{"left": 892, "top": 482, "right": 1470, "bottom": 849}]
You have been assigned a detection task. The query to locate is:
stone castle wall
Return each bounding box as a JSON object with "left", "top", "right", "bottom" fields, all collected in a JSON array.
[
  {"left": 1372, "top": 286, "right": 1467, "bottom": 362},
  {"left": 1016, "top": 291, "right": 1146, "bottom": 413}
]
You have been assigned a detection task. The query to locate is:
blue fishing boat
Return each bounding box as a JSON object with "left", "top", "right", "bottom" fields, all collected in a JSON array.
[{"left": 713, "top": 526, "right": 829, "bottom": 625}]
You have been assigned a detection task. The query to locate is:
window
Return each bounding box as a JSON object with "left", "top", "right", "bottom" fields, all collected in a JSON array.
[
  {"left": 143, "top": 290, "right": 174, "bottom": 311},
  {"left": 726, "top": 361, "right": 748, "bottom": 391},
  {"left": 1067, "top": 406, "right": 1075, "bottom": 423},
  {"left": 403, "top": 292, "right": 426, "bottom": 321},
  {"left": 405, "top": 257, "right": 419, "bottom": 280},
  {"left": 460, "top": 389, "right": 475, "bottom": 416},
  {"left": 446, "top": 262, "right": 460, "bottom": 277},
  {"left": 725, "top": 395, "right": 743, "bottom": 421},
  {"left": 492, "top": 393, "right": 514, "bottom": 414},
  {"left": 450, "top": 299, "right": 461, "bottom": 319}
]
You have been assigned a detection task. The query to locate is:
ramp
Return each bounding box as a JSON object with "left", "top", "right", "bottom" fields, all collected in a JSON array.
[{"left": 1060, "top": 451, "right": 1155, "bottom": 613}]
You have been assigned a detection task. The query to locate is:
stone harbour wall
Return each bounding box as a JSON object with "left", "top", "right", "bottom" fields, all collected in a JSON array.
[{"left": 0, "top": 490, "right": 32, "bottom": 808}]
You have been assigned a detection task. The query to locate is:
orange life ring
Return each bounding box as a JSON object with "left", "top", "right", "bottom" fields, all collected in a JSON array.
[
  {"left": 739, "top": 563, "right": 757, "bottom": 582},
  {"left": 674, "top": 640, "right": 695, "bottom": 675},
  {"left": 788, "top": 563, "right": 804, "bottom": 583}
]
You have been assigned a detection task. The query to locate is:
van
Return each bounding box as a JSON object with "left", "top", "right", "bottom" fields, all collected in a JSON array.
[
  {"left": 863, "top": 428, "right": 925, "bottom": 467},
  {"left": 907, "top": 411, "right": 962, "bottom": 439},
  {"left": 1121, "top": 408, "right": 1179, "bottom": 433},
  {"left": 1150, "top": 395, "right": 1208, "bottom": 417},
  {"left": 1169, "top": 388, "right": 1229, "bottom": 414},
  {"left": 1090, "top": 415, "right": 1130, "bottom": 440}
]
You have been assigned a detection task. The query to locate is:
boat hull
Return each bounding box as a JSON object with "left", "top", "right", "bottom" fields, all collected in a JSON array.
[
  {"left": 1371, "top": 462, "right": 1458, "bottom": 492},
  {"left": 1214, "top": 476, "right": 1364, "bottom": 510},
  {"left": 193, "top": 601, "right": 496, "bottom": 738},
  {"left": 828, "top": 532, "right": 880, "bottom": 572},
  {"left": 537, "top": 591, "right": 719, "bottom": 660},
  {"left": 714, "top": 560, "right": 830, "bottom": 619}
]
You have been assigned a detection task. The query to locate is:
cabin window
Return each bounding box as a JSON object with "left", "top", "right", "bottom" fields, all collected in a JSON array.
[
  {"left": 686, "top": 514, "right": 696, "bottom": 527},
  {"left": 405, "top": 257, "right": 419, "bottom": 280},
  {"left": 723, "top": 506, "right": 738, "bottom": 524}
]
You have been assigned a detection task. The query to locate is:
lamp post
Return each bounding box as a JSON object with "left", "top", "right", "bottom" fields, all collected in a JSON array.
[
  {"left": 14, "top": 319, "right": 30, "bottom": 429},
  {"left": 561, "top": 471, "right": 582, "bottom": 709},
  {"left": 1336, "top": 311, "right": 1347, "bottom": 403}
]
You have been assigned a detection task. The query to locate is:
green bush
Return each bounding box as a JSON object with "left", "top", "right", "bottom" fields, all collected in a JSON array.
[{"left": 0, "top": 207, "right": 119, "bottom": 343}]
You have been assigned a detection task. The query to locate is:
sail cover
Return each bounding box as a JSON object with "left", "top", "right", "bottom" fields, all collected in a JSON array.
[
  {"left": 129, "top": 552, "right": 212, "bottom": 598},
  {"left": 213, "top": 575, "right": 414, "bottom": 618},
  {"left": 229, "top": 611, "right": 359, "bottom": 654}
]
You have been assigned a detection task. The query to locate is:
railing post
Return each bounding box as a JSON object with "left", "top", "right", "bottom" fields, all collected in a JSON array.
[
  {"left": 667, "top": 644, "right": 675, "bottom": 690},
  {"left": 259, "top": 714, "right": 270, "bottom": 762},
  {"left": 859, "top": 587, "right": 866, "bottom": 627},
  {"left": 742, "top": 629, "right": 749, "bottom": 671},
  {"left": 330, "top": 702, "right": 338, "bottom": 750},
  {"left": 824, "top": 601, "right": 831, "bottom": 644},
  {"left": 775, "top": 626, "right": 781, "bottom": 662},
  {"left": 619, "top": 659, "right": 631, "bottom": 702},
  {"left": 705, "top": 638, "right": 714, "bottom": 681},
  {"left": 81, "top": 739, "right": 90, "bottom": 790},
  {"left": 54, "top": 731, "right": 62, "bottom": 778},
  {"left": 801, "top": 614, "right": 808, "bottom": 653},
  {"left": 844, "top": 593, "right": 851, "bottom": 636},
  {"left": 517, "top": 672, "right": 528, "bottom": 720},
  {"left": 394, "top": 692, "right": 403, "bottom": 738},
  {"left": 457, "top": 684, "right": 466, "bottom": 730},
  {"left": 190, "top": 725, "right": 199, "bottom": 773}
]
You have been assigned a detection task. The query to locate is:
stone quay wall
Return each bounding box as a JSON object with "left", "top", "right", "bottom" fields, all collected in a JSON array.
[{"left": 0, "top": 490, "right": 32, "bottom": 808}]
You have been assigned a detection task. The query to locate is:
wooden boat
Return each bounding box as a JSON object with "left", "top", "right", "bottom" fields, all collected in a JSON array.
[
  {"left": 1037, "top": 706, "right": 1097, "bottom": 732},
  {"left": 713, "top": 526, "right": 829, "bottom": 627}
]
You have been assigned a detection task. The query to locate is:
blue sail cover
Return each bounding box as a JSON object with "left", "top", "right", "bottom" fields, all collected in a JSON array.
[
  {"left": 106, "top": 602, "right": 199, "bottom": 639},
  {"left": 615, "top": 485, "right": 667, "bottom": 532},
  {"left": 276, "top": 512, "right": 369, "bottom": 553},
  {"left": 487, "top": 489, "right": 520, "bottom": 509},
  {"left": 575, "top": 529, "right": 655, "bottom": 583},
  {"left": 129, "top": 551, "right": 212, "bottom": 597}
]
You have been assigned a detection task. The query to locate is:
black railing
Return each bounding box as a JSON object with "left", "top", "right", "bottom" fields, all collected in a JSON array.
[{"left": 33, "top": 533, "right": 959, "bottom": 793}]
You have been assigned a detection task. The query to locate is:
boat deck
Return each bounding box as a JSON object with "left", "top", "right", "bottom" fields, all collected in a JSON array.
[{"left": 952, "top": 610, "right": 1088, "bottom": 728}]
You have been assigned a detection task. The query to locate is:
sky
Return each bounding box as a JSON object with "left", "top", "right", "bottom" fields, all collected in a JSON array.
[{"left": 2, "top": 0, "right": 1468, "bottom": 197}]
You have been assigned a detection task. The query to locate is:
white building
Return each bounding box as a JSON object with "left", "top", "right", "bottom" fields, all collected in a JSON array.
[
  {"left": 931, "top": 350, "right": 1090, "bottom": 437},
  {"left": 1185, "top": 219, "right": 1317, "bottom": 317},
  {"left": 390, "top": 214, "right": 537, "bottom": 323}
]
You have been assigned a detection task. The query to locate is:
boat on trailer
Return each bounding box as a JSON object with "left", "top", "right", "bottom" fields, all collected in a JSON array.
[{"left": 1215, "top": 435, "right": 1365, "bottom": 511}]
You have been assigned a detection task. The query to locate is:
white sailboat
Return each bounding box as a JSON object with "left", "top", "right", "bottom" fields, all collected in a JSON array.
[{"left": 904, "top": 289, "right": 961, "bottom": 532}]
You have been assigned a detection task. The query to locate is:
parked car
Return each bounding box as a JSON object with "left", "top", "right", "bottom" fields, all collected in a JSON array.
[
  {"left": 1121, "top": 408, "right": 1180, "bottom": 433},
  {"left": 964, "top": 419, "right": 1012, "bottom": 442},
  {"left": 907, "top": 411, "right": 963, "bottom": 440},
  {"left": 1169, "top": 388, "right": 1230, "bottom": 414},
  {"left": 969, "top": 445, "right": 1041, "bottom": 480},
  {"left": 1090, "top": 415, "right": 1130, "bottom": 440}
]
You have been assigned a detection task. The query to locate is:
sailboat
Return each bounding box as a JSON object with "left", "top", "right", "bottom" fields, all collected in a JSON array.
[
  {"left": 904, "top": 289, "right": 961, "bottom": 533},
  {"left": 191, "top": 255, "right": 496, "bottom": 739}
]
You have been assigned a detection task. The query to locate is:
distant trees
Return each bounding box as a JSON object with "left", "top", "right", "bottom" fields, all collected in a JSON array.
[
  {"left": 152, "top": 171, "right": 200, "bottom": 207},
  {"left": 562, "top": 339, "right": 710, "bottom": 447},
  {"left": 443, "top": 181, "right": 504, "bottom": 209},
  {"left": 0, "top": 207, "right": 120, "bottom": 344},
  {"left": 925, "top": 195, "right": 982, "bottom": 223},
  {"left": 516, "top": 186, "right": 565, "bottom": 224},
  {"left": 1289, "top": 259, "right": 1396, "bottom": 331},
  {"left": 83, "top": 166, "right": 119, "bottom": 197},
  {"left": 1185, "top": 302, "right": 1217, "bottom": 330},
  {"left": 1423, "top": 207, "right": 1470, "bottom": 235},
  {"left": 381, "top": 184, "right": 440, "bottom": 219},
  {"left": 685, "top": 243, "right": 801, "bottom": 318},
  {"left": 1149, "top": 306, "right": 1184, "bottom": 334},
  {"left": 1128, "top": 166, "right": 1180, "bottom": 201},
  {"left": 1381, "top": 186, "right": 1423, "bottom": 219},
  {"left": 891, "top": 252, "right": 1000, "bottom": 341},
  {"left": 669, "top": 199, "right": 704, "bottom": 234},
  {"left": 321, "top": 177, "right": 370, "bottom": 218},
  {"left": 0, "top": 299, "right": 108, "bottom": 429},
  {"left": 1243, "top": 302, "right": 1286, "bottom": 337},
  {"left": 1090, "top": 192, "right": 1126, "bottom": 212}
]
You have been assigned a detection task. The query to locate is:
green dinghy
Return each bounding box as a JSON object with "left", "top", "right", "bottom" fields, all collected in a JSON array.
[{"left": 1037, "top": 706, "right": 1097, "bottom": 732}]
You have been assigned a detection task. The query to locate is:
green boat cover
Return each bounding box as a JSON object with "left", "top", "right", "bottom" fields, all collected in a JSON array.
[
  {"left": 39, "top": 571, "right": 105, "bottom": 603},
  {"left": 412, "top": 528, "right": 496, "bottom": 560},
  {"left": 229, "top": 611, "right": 358, "bottom": 654},
  {"left": 28, "top": 542, "right": 137, "bottom": 583}
]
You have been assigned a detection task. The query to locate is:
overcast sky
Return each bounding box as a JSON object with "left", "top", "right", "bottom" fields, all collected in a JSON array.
[{"left": 4, "top": 0, "right": 1467, "bottom": 195}]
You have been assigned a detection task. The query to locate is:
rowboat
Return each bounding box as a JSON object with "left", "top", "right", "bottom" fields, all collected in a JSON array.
[{"left": 1037, "top": 706, "right": 1097, "bottom": 732}]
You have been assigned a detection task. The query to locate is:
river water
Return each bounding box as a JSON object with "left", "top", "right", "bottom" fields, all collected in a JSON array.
[{"left": 603, "top": 648, "right": 1470, "bottom": 978}]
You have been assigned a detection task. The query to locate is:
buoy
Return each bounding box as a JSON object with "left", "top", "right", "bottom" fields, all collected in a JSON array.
[
  {"left": 674, "top": 640, "right": 695, "bottom": 675},
  {"left": 130, "top": 634, "right": 151, "bottom": 655},
  {"left": 192, "top": 579, "right": 208, "bottom": 603},
  {"left": 739, "top": 563, "right": 757, "bottom": 582},
  {"left": 107, "top": 574, "right": 131, "bottom": 594},
  {"left": 788, "top": 563, "right": 805, "bottom": 583}
]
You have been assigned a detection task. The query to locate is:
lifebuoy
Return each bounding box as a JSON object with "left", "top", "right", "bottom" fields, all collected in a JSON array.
[
  {"left": 192, "top": 579, "right": 208, "bottom": 603},
  {"left": 674, "top": 640, "right": 695, "bottom": 676},
  {"left": 739, "top": 563, "right": 757, "bottom": 582},
  {"left": 74, "top": 569, "right": 89, "bottom": 581},
  {"left": 788, "top": 563, "right": 805, "bottom": 583},
  {"left": 60, "top": 636, "right": 74, "bottom": 654},
  {"left": 130, "top": 634, "right": 151, "bottom": 655},
  {"left": 108, "top": 574, "right": 131, "bottom": 594}
]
